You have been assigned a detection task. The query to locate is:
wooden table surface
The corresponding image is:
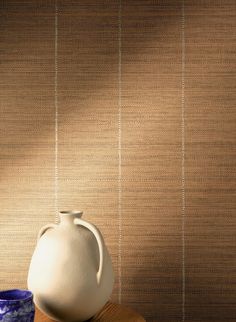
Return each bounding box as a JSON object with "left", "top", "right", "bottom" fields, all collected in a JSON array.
[{"left": 35, "top": 301, "right": 146, "bottom": 322}]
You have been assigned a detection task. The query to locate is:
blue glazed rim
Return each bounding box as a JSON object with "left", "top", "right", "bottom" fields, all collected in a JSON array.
[{"left": 0, "top": 289, "right": 33, "bottom": 303}]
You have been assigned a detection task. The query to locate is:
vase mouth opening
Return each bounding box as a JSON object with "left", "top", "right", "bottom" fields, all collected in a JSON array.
[
  {"left": 0, "top": 289, "right": 33, "bottom": 302},
  {"left": 60, "top": 210, "right": 83, "bottom": 217}
]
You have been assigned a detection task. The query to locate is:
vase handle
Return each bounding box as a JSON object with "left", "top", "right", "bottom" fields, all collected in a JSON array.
[
  {"left": 37, "top": 223, "right": 57, "bottom": 241},
  {"left": 74, "top": 218, "right": 104, "bottom": 285}
]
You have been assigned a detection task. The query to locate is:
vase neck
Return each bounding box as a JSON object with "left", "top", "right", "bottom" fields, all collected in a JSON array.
[{"left": 59, "top": 210, "right": 83, "bottom": 225}]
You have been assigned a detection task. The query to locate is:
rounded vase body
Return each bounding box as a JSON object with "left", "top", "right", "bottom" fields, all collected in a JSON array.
[{"left": 27, "top": 211, "right": 114, "bottom": 322}]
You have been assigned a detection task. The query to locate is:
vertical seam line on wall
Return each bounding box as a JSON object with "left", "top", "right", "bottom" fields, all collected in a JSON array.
[
  {"left": 118, "top": 0, "right": 122, "bottom": 305},
  {"left": 182, "top": 1, "right": 186, "bottom": 321},
  {"left": 55, "top": 0, "right": 59, "bottom": 223}
]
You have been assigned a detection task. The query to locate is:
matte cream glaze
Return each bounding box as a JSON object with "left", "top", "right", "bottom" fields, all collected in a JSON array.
[{"left": 27, "top": 211, "right": 114, "bottom": 322}]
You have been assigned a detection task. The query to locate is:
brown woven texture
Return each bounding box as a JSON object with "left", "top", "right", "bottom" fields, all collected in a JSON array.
[{"left": 0, "top": 1, "right": 236, "bottom": 321}]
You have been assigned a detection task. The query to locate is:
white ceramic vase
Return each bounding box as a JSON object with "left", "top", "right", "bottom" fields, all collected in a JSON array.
[{"left": 27, "top": 211, "right": 114, "bottom": 322}]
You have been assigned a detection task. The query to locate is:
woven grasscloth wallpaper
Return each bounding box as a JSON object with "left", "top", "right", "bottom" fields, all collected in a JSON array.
[{"left": 0, "top": 1, "right": 236, "bottom": 321}]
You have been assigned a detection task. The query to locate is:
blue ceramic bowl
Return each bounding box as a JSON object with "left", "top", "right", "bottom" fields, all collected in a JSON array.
[{"left": 0, "top": 289, "right": 35, "bottom": 322}]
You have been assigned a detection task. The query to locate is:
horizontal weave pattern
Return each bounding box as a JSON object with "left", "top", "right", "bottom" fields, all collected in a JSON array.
[{"left": 0, "top": 1, "right": 236, "bottom": 321}]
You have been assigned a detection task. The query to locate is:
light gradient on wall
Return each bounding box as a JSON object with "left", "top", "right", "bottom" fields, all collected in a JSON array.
[{"left": 0, "top": 1, "right": 236, "bottom": 322}]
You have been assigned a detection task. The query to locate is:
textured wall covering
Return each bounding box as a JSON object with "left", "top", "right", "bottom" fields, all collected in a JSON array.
[{"left": 0, "top": 1, "right": 236, "bottom": 322}]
